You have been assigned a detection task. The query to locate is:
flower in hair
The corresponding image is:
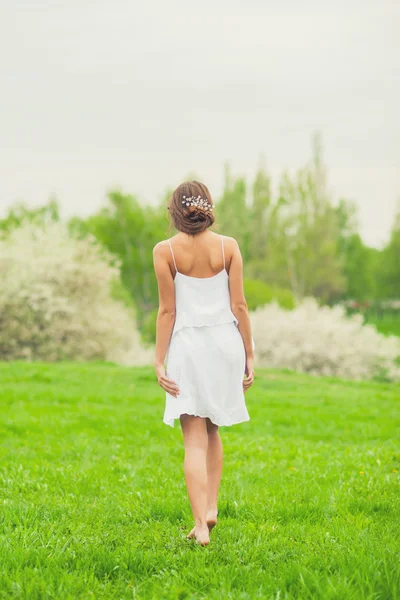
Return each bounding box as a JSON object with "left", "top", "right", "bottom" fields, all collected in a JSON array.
[{"left": 182, "top": 195, "right": 214, "bottom": 211}]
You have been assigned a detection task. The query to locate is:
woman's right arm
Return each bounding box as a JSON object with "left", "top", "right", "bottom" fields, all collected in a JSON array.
[{"left": 227, "top": 237, "right": 255, "bottom": 392}]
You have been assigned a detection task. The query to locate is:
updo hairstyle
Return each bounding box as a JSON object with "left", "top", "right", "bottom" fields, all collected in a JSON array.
[{"left": 168, "top": 181, "right": 215, "bottom": 234}]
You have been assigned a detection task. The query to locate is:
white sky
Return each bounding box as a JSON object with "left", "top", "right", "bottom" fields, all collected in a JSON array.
[{"left": 0, "top": 0, "right": 399, "bottom": 247}]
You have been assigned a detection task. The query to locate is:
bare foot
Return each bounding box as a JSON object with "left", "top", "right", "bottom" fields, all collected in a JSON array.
[
  {"left": 206, "top": 509, "right": 218, "bottom": 532},
  {"left": 195, "top": 526, "right": 210, "bottom": 546},
  {"left": 187, "top": 510, "right": 218, "bottom": 539},
  {"left": 186, "top": 525, "right": 210, "bottom": 545}
]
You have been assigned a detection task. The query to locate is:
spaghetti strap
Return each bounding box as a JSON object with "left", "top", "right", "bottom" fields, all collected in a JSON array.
[
  {"left": 220, "top": 235, "right": 225, "bottom": 270},
  {"left": 167, "top": 238, "right": 178, "bottom": 274}
]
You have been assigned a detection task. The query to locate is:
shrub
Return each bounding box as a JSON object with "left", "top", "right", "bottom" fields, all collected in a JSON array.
[
  {"left": 0, "top": 223, "right": 153, "bottom": 364},
  {"left": 250, "top": 298, "right": 400, "bottom": 381},
  {"left": 141, "top": 308, "right": 158, "bottom": 345},
  {"left": 366, "top": 316, "right": 400, "bottom": 338},
  {"left": 244, "top": 279, "right": 295, "bottom": 311}
]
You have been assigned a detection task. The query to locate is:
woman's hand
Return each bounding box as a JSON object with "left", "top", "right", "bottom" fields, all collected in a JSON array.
[
  {"left": 243, "top": 355, "right": 255, "bottom": 392},
  {"left": 155, "top": 363, "right": 180, "bottom": 398}
]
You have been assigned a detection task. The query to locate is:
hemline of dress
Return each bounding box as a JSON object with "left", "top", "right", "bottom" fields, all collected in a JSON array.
[{"left": 163, "top": 411, "right": 250, "bottom": 428}]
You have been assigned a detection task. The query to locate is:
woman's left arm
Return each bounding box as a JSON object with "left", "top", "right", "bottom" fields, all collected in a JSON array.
[{"left": 152, "top": 242, "right": 180, "bottom": 398}]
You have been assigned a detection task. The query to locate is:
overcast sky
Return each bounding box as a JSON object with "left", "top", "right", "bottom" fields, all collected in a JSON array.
[{"left": 1, "top": 0, "right": 399, "bottom": 247}]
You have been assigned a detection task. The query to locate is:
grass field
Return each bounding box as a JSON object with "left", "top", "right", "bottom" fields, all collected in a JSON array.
[{"left": 0, "top": 363, "right": 399, "bottom": 600}]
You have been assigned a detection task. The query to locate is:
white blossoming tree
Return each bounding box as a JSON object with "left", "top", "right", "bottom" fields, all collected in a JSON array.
[
  {"left": 250, "top": 298, "right": 400, "bottom": 381},
  {"left": 0, "top": 223, "right": 153, "bottom": 364}
]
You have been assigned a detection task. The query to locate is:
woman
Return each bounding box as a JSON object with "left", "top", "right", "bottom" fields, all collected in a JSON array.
[{"left": 153, "top": 180, "right": 255, "bottom": 546}]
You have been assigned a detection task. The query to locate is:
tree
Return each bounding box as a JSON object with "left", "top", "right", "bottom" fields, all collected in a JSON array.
[
  {"left": 378, "top": 200, "right": 400, "bottom": 298},
  {"left": 0, "top": 222, "right": 150, "bottom": 363},
  {"left": 0, "top": 199, "right": 60, "bottom": 236},
  {"left": 271, "top": 134, "right": 345, "bottom": 302},
  {"left": 215, "top": 165, "right": 250, "bottom": 260},
  {"left": 335, "top": 199, "right": 377, "bottom": 300},
  {"left": 248, "top": 161, "right": 271, "bottom": 261},
  {"left": 74, "top": 190, "right": 168, "bottom": 327}
]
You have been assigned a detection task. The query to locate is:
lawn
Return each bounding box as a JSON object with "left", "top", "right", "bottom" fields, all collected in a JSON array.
[{"left": 0, "top": 362, "right": 399, "bottom": 600}]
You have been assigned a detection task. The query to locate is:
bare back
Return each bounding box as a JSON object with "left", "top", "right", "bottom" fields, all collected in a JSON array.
[{"left": 166, "top": 230, "right": 231, "bottom": 279}]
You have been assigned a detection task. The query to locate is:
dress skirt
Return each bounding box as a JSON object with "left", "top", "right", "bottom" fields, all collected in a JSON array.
[{"left": 164, "top": 322, "right": 250, "bottom": 427}]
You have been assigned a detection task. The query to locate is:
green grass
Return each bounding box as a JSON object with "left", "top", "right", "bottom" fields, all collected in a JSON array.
[{"left": 0, "top": 362, "right": 399, "bottom": 600}]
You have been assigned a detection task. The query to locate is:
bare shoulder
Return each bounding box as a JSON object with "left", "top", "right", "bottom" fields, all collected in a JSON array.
[
  {"left": 221, "top": 235, "right": 240, "bottom": 251},
  {"left": 153, "top": 239, "right": 170, "bottom": 258}
]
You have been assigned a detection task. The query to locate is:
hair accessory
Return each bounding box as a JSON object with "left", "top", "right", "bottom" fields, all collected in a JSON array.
[{"left": 181, "top": 195, "right": 213, "bottom": 211}]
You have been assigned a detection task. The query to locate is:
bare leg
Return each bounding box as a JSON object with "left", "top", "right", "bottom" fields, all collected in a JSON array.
[
  {"left": 180, "top": 414, "right": 210, "bottom": 545},
  {"left": 205, "top": 418, "right": 222, "bottom": 530},
  {"left": 187, "top": 417, "right": 223, "bottom": 536}
]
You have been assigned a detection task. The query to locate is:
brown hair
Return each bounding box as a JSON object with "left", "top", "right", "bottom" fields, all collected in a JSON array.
[{"left": 168, "top": 181, "right": 215, "bottom": 235}]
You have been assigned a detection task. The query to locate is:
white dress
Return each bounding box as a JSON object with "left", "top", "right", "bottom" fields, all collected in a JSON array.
[{"left": 164, "top": 235, "right": 252, "bottom": 428}]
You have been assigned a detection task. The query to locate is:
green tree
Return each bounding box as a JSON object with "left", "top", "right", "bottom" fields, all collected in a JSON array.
[
  {"left": 244, "top": 279, "right": 294, "bottom": 311},
  {"left": 378, "top": 201, "right": 400, "bottom": 298},
  {"left": 248, "top": 162, "right": 271, "bottom": 261},
  {"left": 215, "top": 165, "right": 250, "bottom": 260},
  {"left": 273, "top": 134, "right": 345, "bottom": 302},
  {"left": 335, "top": 199, "right": 377, "bottom": 300},
  {"left": 0, "top": 199, "right": 60, "bottom": 236},
  {"left": 74, "top": 190, "right": 168, "bottom": 327}
]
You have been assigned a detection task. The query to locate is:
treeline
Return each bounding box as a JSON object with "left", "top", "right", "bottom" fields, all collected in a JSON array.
[
  {"left": 1, "top": 135, "right": 399, "bottom": 340},
  {"left": 217, "top": 135, "right": 399, "bottom": 305}
]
